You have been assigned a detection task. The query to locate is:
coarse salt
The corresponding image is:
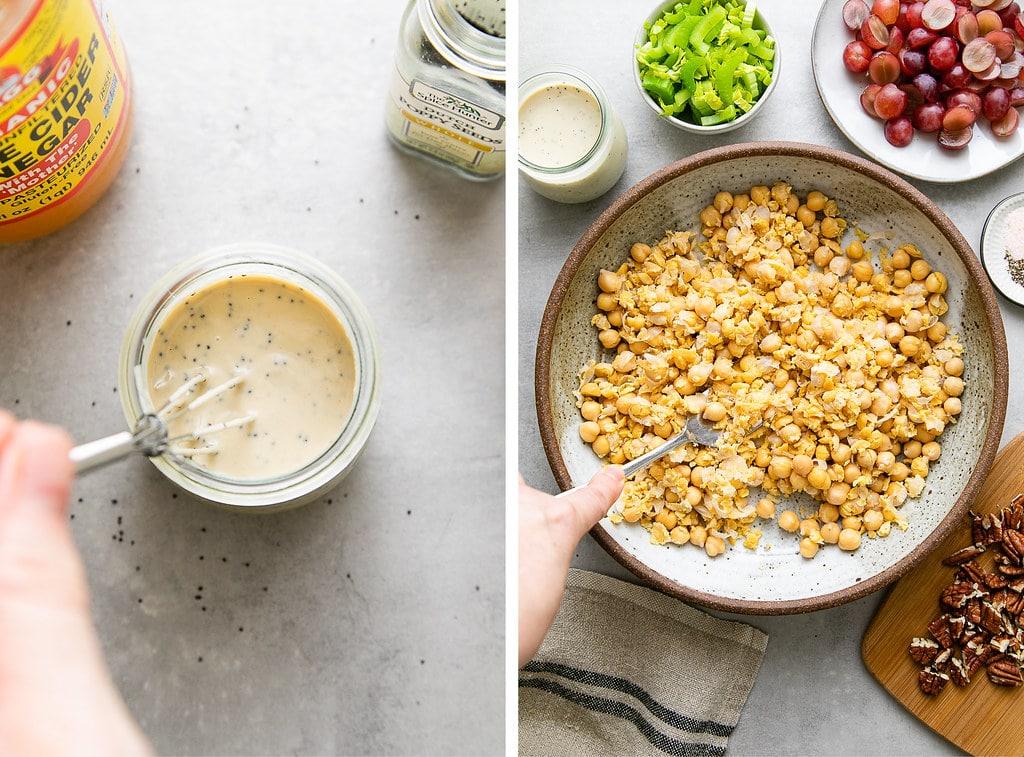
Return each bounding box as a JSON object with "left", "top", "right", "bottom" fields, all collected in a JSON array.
[{"left": 1004, "top": 206, "right": 1024, "bottom": 287}]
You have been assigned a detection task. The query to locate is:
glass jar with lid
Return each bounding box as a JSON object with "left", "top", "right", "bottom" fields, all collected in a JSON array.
[{"left": 385, "top": 0, "right": 505, "bottom": 181}]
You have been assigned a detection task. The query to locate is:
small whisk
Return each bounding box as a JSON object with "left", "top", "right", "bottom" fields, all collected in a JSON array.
[{"left": 69, "top": 371, "right": 256, "bottom": 474}]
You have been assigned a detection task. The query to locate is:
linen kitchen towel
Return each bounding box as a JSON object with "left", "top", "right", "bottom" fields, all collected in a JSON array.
[{"left": 519, "top": 568, "right": 768, "bottom": 756}]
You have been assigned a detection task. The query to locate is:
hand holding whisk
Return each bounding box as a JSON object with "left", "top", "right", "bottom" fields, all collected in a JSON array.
[{"left": 69, "top": 371, "right": 256, "bottom": 474}]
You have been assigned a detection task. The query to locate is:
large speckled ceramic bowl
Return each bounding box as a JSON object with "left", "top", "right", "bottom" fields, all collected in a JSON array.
[{"left": 536, "top": 142, "right": 1008, "bottom": 614}]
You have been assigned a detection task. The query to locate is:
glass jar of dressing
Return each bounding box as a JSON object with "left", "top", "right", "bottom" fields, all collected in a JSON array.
[
  {"left": 518, "top": 66, "right": 628, "bottom": 204},
  {"left": 385, "top": 0, "right": 505, "bottom": 180},
  {"left": 0, "top": 0, "right": 133, "bottom": 243},
  {"left": 120, "top": 244, "right": 383, "bottom": 511}
]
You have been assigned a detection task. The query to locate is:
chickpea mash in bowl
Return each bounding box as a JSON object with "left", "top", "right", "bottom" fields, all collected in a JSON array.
[{"left": 535, "top": 142, "right": 1008, "bottom": 614}]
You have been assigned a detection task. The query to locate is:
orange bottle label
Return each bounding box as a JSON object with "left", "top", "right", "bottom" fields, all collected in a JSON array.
[{"left": 0, "top": 0, "right": 130, "bottom": 230}]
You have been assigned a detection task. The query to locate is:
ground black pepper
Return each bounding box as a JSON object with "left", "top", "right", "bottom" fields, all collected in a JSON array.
[{"left": 1005, "top": 251, "right": 1024, "bottom": 288}]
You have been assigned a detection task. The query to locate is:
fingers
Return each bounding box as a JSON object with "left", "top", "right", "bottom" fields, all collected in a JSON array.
[
  {"left": 563, "top": 465, "right": 625, "bottom": 535},
  {"left": 0, "top": 420, "right": 74, "bottom": 523}
]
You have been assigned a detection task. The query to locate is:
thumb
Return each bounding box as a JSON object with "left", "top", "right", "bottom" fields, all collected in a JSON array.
[
  {"left": 0, "top": 420, "right": 84, "bottom": 611},
  {"left": 0, "top": 421, "right": 74, "bottom": 522},
  {"left": 563, "top": 465, "right": 625, "bottom": 535}
]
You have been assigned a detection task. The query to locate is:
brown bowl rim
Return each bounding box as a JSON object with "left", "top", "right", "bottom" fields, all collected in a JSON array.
[{"left": 534, "top": 140, "right": 1009, "bottom": 615}]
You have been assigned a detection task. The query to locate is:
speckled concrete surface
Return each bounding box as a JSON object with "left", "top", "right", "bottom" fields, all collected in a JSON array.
[
  {"left": 519, "top": 1, "right": 1024, "bottom": 754},
  {"left": 0, "top": 2, "right": 504, "bottom": 754}
]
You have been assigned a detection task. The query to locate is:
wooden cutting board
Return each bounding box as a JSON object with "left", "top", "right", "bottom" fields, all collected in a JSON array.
[{"left": 863, "top": 431, "right": 1024, "bottom": 756}]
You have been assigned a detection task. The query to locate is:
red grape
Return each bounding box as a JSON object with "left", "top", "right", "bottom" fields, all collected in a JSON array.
[
  {"left": 844, "top": 40, "right": 874, "bottom": 72},
  {"left": 943, "top": 103, "right": 977, "bottom": 130},
  {"left": 913, "top": 102, "right": 946, "bottom": 131},
  {"left": 922, "top": 0, "right": 956, "bottom": 30},
  {"left": 982, "top": 86, "right": 1011, "bottom": 120},
  {"left": 872, "top": 0, "right": 901, "bottom": 26},
  {"left": 962, "top": 37, "right": 997, "bottom": 72},
  {"left": 862, "top": 14, "right": 892, "bottom": 48},
  {"left": 991, "top": 105, "right": 1020, "bottom": 137},
  {"left": 886, "top": 25, "right": 906, "bottom": 54},
  {"left": 838, "top": 0, "right": 1024, "bottom": 150},
  {"left": 975, "top": 9, "right": 1003, "bottom": 35},
  {"left": 906, "top": 26, "right": 939, "bottom": 48},
  {"left": 874, "top": 82, "right": 909, "bottom": 118},
  {"left": 985, "top": 29, "right": 1015, "bottom": 61},
  {"left": 884, "top": 115, "right": 915, "bottom": 145},
  {"left": 947, "top": 89, "right": 983, "bottom": 113},
  {"left": 906, "top": 1, "right": 926, "bottom": 28},
  {"left": 869, "top": 50, "right": 903, "bottom": 83},
  {"left": 938, "top": 126, "right": 973, "bottom": 148},
  {"left": 899, "top": 48, "right": 929, "bottom": 76},
  {"left": 928, "top": 35, "right": 960, "bottom": 70},
  {"left": 912, "top": 72, "right": 940, "bottom": 101},
  {"left": 861, "top": 83, "right": 883, "bottom": 117},
  {"left": 843, "top": 0, "right": 871, "bottom": 30},
  {"left": 941, "top": 63, "right": 974, "bottom": 89},
  {"left": 953, "top": 9, "right": 979, "bottom": 44}
]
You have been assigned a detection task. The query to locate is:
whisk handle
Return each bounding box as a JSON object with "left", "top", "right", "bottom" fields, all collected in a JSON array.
[
  {"left": 70, "top": 414, "right": 167, "bottom": 475},
  {"left": 70, "top": 431, "right": 138, "bottom": 474}
]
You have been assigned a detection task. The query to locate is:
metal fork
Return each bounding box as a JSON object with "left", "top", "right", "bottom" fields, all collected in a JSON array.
[{"left": 557, "top": 406, "right": 760, "bottom": 498}]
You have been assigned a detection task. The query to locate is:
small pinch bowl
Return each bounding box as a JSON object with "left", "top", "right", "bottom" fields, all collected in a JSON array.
[
  {"left": 633, "top": 0, "right": 780, "bottom": 135},
  {"left": 535, "top": 142, "right": 1008, "bottom": 614}
]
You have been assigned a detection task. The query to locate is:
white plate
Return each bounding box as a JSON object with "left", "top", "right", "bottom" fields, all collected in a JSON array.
[
  {"left": 811, "top": 0, "right": 1024, "bottom": 183},
  {"left": 981, "top": 192, "right": 1024, "bottom": 306}
]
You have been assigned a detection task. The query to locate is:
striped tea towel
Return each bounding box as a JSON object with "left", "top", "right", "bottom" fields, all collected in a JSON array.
[{"left": 519, "top": 569, "right": 768, "bottom": 756}]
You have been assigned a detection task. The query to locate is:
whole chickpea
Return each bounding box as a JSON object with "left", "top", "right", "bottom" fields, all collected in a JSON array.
[{"left": 838, "top": 528, "right": 862, "bottom": 551}]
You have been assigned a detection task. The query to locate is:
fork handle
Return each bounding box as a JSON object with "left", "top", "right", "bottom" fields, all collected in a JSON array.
[{"left": 556, "top": 428, "right": 694, "bottom": 499}]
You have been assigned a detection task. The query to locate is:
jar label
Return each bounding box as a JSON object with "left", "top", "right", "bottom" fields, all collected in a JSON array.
[
  {"left": 0, "top": 0, "right": 131, "bottom": 230},
  {"left": 386, "top": 66, "right": 505, "bottom": 173}
]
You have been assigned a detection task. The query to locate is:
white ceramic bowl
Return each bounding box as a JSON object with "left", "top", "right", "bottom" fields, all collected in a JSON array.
[
  {"left": 536, "top": 142, "right": 1008, "bottom": 614},
  {"left": 632, "top": 0, "right": 780, "bottom": 134}
]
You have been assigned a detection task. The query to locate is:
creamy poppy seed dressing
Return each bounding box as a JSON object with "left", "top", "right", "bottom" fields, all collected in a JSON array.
[
  {"left": 145, "top": 275, "right": 357, "bottom": 480},
  {"left": 518, "top": 83, "right": 603, "bottom": 168}
]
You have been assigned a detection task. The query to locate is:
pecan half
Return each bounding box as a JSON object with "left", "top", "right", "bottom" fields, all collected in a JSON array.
[
  {"left": 987, "top": 659, "right": 1023, "bottom": 687},
  {"left": 943, "top": 544, "right": 986, "bottom": 566},
  {"left": 1005, "top": 530, "right": 1024, "bottom": 565},
  {"left": 973, "top": 511, "right": 1004, "bottom": 546},
  {"left": 979, "top": 601, "right": 1007, "bottom": 635},
  {"left": 928, "top": 615, "right": 955, "bottom": 648},
  {"left": 919, "top": 666, "right": 950, "bottom": 695},
  {"left": 941, "top": 582, "right": 982, "bottom": 611},
  {"left": 950, "top": 655, "right": 972, "bottom": 687},
  {"left": 1005, "top": 495, "right": 1024, "bottom": 530},
  {"left": 957, "top": 559, "right": 988, "bottom": 585},
  {"left": 909, "top": 637, "right": 941, "bottom": 665}
]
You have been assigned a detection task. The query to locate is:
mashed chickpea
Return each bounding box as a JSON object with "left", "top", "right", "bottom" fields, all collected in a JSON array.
[{"left": 577, "top": 182, "right": 964, "bottom": 558}]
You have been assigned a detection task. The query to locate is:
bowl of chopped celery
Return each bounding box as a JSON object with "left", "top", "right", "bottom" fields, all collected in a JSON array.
[{"left": 633, "top": 0, "right": 780, "bottom": 133}]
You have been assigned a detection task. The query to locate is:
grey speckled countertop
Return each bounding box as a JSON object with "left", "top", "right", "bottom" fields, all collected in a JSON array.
[
  {"left": 0, "top": 2, "right": 504, "bottom": 755},
  {"left": 520, "top": 1, "right": 1024, "bottom": 755}
]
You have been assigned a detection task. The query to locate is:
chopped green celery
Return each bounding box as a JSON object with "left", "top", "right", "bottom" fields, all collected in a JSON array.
[
  {"left": 679, "top": 55, "right": 706, "bottom": 94},
  {"left": 636, "top": 0, "right": 776, "bottom": 126},
  {"left": 741, "top": 0, "right": 757, "bottom": 29},
  {"left": 666, "top": 15, "right": 701, "bottom": 49},
  {"left": 688, "top": 4, "right": 727, "bottom": 55},
  {"left": 713, "top": 48, "right": 745, "bottom": 104},
  {"left": 700, "top": 105, "right": 737, "bottom": 125},
  {"left": 641, "top": 72, "right": 677, "bottom": 105}
]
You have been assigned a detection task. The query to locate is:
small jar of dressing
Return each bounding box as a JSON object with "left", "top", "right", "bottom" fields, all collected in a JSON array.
[
  {"left": 518, "top": 66, "right": 628, "bottom": 204},
  {"left": 120, "top": 244, "right": 382, "bottom": 511}
]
